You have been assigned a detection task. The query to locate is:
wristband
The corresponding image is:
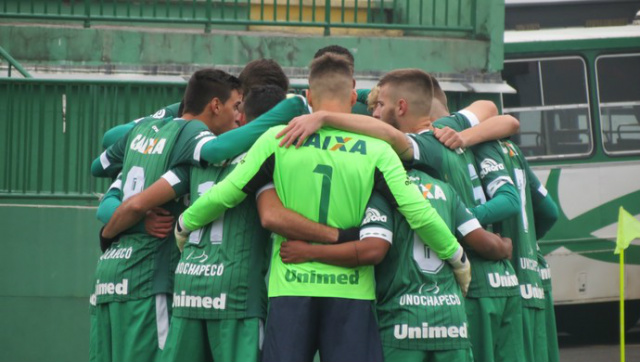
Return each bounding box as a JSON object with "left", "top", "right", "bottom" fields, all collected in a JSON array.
[
  {"left": 99, "top": 226, "right": 119, "bottom": 252},
  {"left": 337, "top": 227, "right": 360, "bottom": 243}
]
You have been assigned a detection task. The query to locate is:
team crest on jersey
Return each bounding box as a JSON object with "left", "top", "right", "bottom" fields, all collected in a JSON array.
[
  {"left": 362, "top": 207, "right": 387, "bottom": 225},
  {"left": 152, "top": 109, "right": 167, "bottom": 119},
  {"left": 302, "top": 133, "right": 367, "bottom": 155},
  {"left": 418, "top": 183, "right": 447, "bottom": 201},
  {"left": 479, "top": 158, "right": 505, "bottom": 178}
]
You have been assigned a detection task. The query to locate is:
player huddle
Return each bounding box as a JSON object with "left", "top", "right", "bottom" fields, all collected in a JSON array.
[{"left": 89, "top": 45, "right": 560, "bottom": 362}]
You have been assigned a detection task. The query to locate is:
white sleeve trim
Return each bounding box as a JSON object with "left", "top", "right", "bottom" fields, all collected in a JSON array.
[
  {"left": 193, "top": 136, "right": 216, "bottom": 162},
  {"left": 99, "top": 151, "right": 111, "bottom": 170},
  {"left": 255, "top": 182, "right": 276, "bottom": 199},
  {"left": 458, "top": 110, "right": 480, "bottom": 127},
  {"left": 108, "top": 178, "right": 122, "bottom": 192},
  {"left": 408, "top": 135, "right": 420, "bottom": 161},
  {"left": 360, "top": 227, "right": 393, "bottom": 244},
  {"left": 457, "top": 218, "right": 481, "bottom": 237},
  {"left": 162, "top": 170, "right": 181, "bottom": 186},
  {"left": 537, "top": 184, "right": 548, "bottom": 197},
  {"left": 486, "top": 177, "right": 513, "bottom": 199}
]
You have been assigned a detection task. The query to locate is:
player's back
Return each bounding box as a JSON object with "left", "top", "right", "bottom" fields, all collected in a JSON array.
[{"left": 273, "top": 126, "right": 390, "bottom": 229}]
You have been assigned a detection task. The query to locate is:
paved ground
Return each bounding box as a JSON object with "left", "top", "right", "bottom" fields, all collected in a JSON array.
[{"left": 559, "top": 322, "right": 640, "bottom": 362}]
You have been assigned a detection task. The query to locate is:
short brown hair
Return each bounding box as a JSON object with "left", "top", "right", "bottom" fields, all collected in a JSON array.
[
  {"left": 379, "top": 69, "right": 435, "bottom": 117},
  {"left": 238, "top": 59, "right": 289, "bottom": 95},
  {"left": 308, "top": 53, "right": 354, "bottom": 102}
]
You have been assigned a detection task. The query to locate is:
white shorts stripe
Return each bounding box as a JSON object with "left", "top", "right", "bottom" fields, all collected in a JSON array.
[{"left": 156, "top": 294, "right": 169, "bottom": 350}]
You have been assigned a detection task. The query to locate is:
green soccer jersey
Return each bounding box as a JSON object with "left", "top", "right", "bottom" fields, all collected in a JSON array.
[
  {"left": 369, "top": 170, "right": 476, "bottom": 351},
  {"left": 172, "top": 153, "right": 271, "bottom": 320},
  {"left": 409, "top": 113, "right": 517, "bottom": 298},
  {"left": 102, "top": 103, "right": 182, "bottom": 149},
  {"left": 475, "top": 140, "right": 546, "bottom": 308},
  {"left": 182, "top": 124, "right": 459, "bottom": 300},
  {"left": 93, "top": 118, "right": 212, "bottom": 304}
]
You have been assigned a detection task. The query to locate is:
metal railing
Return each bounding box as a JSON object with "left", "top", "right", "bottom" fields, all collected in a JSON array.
[
  {"left": 0, "top": 46, "right": 32, "bottom": 78},
  {"left": 0, "top": 0, "right": 476, "bottom": 36}
]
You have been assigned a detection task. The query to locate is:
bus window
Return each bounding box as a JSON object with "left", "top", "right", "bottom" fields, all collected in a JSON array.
[
  {"left": 596, "top": 54, "right": 640, "bottom": 155},
  {"left": 502, "top": 57, "right": 592, "bottom": 159}
]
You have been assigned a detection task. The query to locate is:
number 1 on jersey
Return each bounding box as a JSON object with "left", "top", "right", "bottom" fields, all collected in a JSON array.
[{"left": 313, "top": 164, "right": 333, "bottom": 224}]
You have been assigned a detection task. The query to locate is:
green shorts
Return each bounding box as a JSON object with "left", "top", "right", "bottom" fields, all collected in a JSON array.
[
  {"left": 465, "top": 296, "right": 525, "bottom": 362},
  {"left": 543, "top": 290, "right": 559, "bottom": 362},
  {"left": 383, "top": 345, "right": 473, "bottom": 362},
  {"left": 160, "top": 317, "right": 263, "bottom": 362},
  {"left": 522, "top": 306, "right": 548, "bottom": 362},
  {"left": 95, "top": 294, "right": 171, "bottom": 362}
]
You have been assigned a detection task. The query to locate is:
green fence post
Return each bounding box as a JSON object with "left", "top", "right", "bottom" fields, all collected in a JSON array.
[
  {"left": 324, "top": 0, "right": 331, "bottom": 35},
  {"left": 84, "top": 0, "right": 91, "bottom": 28},
  {"left": 205, "top": 0, "right": 212, "bottom": 33}
]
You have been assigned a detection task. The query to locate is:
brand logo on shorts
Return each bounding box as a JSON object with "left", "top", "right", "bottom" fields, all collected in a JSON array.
[
  {"left": 394, "top": 322, "right": 468, "bottom": 340},
  {"left": 361, "top": 207, "right": 387, "bottom": 225},
  {"left": 479, "top": 158, "right": 505, "bottom": 178}
]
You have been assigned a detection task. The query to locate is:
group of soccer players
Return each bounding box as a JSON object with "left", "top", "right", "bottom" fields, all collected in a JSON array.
[{"left": 89, "top": 44, "right": 560, "bottom": 362}]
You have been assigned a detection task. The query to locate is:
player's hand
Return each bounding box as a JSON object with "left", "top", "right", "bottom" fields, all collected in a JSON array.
[
  {"left": 174, "top": 214, "right": 191, "bottom": 253},
  {"left": 434, "top": 126, "right": 466, "bottom": 150},
  {"left": 276, "top": 111, "right": 327, "bottom": 148},
  {"left": 280, "top": 240, "right": 313, "bottom": 263},
  {"left": 99, "top": 226, "right": 119, "bottom": 252},
  {"left": 500, "top": 236, "right": 513, "bottom": 259},
  {"left": 447, "top": 246, "right": 471, "bottom": 297},
  {"left": 145, "top": 207, "right": 175, "bottom": 238}
]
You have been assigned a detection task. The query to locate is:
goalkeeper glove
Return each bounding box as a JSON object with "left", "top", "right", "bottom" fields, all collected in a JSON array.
[
  {"left": 447, "top": 245, "right": 471, "bottom": 297},
  {"left": 174, "top": 214, "right": 192, "bottom": 252}
]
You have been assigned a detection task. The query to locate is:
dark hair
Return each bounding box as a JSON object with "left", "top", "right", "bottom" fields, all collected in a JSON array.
[
  {"left": 238, "top": 59, "right": 289, "bottom": 95},
  {"left": 182, "top": 68, "right": 242, "bottom": 115},
  {"left": 242, "top": 85, "right": 287, "bottom": 122},
  {"left": 314, "top": 45, "right": 355, "bottom": 66}
]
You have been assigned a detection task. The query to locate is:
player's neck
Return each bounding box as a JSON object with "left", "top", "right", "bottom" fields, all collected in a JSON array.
[
  {"left": 403, "top": 116, "right": 434, "bottom": 134},
  {"left": 313, "top": 99, "right": 352, "bottom": 114}
]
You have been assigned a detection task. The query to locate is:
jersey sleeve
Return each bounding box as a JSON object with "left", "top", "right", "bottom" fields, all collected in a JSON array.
[
  {"left": 373, "top": 144, "right": 459, "bottom": 259},
  {"left": 360, "top": 192, "right": 394, "bottom": 244},
  {"left": 170, "top": 120, "right": 216, "bottom": 168},
  {"left": 451, "top": 191, "right": 482, "bottom": 239},
  {"left": 405, "top": 133, "right": 443, "bottom": 173},
  {"left": 92, "top": 129, "right": 130, "bottom": 177},
  {"left": 161, "top": 165, "right": 191, "bottom": 197},
  {"left": 102, "top": 122, "right": 137, "bottom": 149},
  {"left": 526, "top": 160, "right": 559, "bottom": 238},
  {"left": 199, "top": 96, "right": 310, "bottom": 164},
  {"left": 96, "top": 176, "right": 124, "bottom": 225},
  {"left": 433, "top": 110, "right": 479, "bottom": 132},
  {"left": 475, "top": 142, "right": 514, "bottom": 199},
  {"left": 181, "top": 127, "right": 279, "bottom": 231},
  {"left": 470, "top": 183, "right": 520, "bottom": 226}
]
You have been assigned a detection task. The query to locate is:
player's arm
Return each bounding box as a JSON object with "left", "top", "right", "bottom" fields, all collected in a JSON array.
[
  {"left": 526, "top": 162, "right": 559, "bottom": 238},
  {"left": 450, "top": 192, "right": 512, "bottom": 260},
  {"left": 177, "top": 128, "right": 279, "bottom": 235},
  {"left": 279, "top": 191, "right": 392, "bottom": 266},
  {"left": 91, "top": 130, "right": 130, "bottom": 177},
  {"left": 257, "top": 186, "right": 359, "bottom": 244},
  {"left": 101, "top": 167, "right": 188, "bottom": 238},
  {"left": 470, "top": 183, "right": 520, "bottom": 226},
  {"left": 199, "top": 95, "right": 309, "bottom": 164},
  {"left": 280, "top": 238, "right": 390, "bottom": 267},
  {"left": 277, "top": 111, "right": 414, "bottom": 161}
]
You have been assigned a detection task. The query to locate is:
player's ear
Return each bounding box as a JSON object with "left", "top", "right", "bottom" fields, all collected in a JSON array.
[
  {"left": 210, "top": 98, "right": 221, "bottom": 115},
  {"left": 398, "top": 98, "right": 408, "bottom": 116},
  {"left": 350, "top": 89, "right": 357, "bottom": 107},
  {"left": 306, "top": 89, "right": 314, "bottom": 109}
]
